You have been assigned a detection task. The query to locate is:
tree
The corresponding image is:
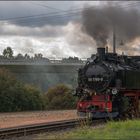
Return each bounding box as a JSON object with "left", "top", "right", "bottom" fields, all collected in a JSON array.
[
  {"left": 44, "top": 84, "right": 76, "bottom": 110},
  {"left": 23, "top": 84, "right": 45, "bottom": 110},
  {"left": 3, "top": 47, "right": 13, "bottom": 58},
  {"left": 62, "top": 56, "right": 82, "bottom": 63},
  {"left": 34, "top": 53, "right": 43, "bottom": 59},
  {"left": 24, "top": 53, "right": 30, "bottom": 59},
  {"left": 0, "top": 68, "right": 45, "bottom": 112},
  {"left": 16, "top": 53, "right": 24, "bottom": 60}
]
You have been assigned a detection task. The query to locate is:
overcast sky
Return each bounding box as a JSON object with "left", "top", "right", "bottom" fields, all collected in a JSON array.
[{"left": 0, "top": 1, "right": 140, "bottom": 59}]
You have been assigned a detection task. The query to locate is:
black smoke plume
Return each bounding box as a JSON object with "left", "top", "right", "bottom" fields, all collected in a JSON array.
[{"left": 82, "top": 5, "right": 140, "bottom": 48}]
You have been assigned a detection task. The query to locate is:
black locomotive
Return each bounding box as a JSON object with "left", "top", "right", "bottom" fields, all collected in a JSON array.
[
  {"left": 77, "top": 48, "right": 140, "bottom": 95},
  {"left": 75, "top": 47, "right": 140, "bottom": 118}
]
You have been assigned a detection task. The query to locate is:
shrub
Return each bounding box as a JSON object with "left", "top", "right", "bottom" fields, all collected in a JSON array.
[
  {"left": 44, "top": 84, "right": 76, "bottom": 110},
  {"left": 0, "top": 68, "right": 45, "bottom": 112}
]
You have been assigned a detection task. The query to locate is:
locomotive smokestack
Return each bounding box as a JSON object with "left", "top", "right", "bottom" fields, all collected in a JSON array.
[{"left": 97, "top": 48, "right": 105, "bottom": 59}]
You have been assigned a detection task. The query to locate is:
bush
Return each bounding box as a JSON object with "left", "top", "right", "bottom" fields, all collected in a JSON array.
[
  {"left": 0, "top": 68, "right": 45, "bottom": 112},
  {"left": 44, "top": 84, "right": 76, "bottom": 110}
]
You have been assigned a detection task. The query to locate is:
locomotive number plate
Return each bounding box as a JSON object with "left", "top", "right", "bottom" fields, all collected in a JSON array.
[{"left": 88, "top": 77, "right": 103, "bottom": 82}]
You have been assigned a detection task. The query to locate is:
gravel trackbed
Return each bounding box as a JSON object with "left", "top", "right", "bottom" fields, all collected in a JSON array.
[{"left": 0, "top": 110, "right": 77, "bottom": 128}]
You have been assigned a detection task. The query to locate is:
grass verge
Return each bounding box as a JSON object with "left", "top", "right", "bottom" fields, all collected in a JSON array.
[{"left": 37, "top": 119, "right": 140, "bottom": 139}]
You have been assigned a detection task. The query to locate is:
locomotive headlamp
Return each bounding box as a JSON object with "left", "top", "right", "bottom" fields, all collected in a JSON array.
[
  {"left": 79, "top": 103, "right": 83, "bottom": 107},
  {"left": 90, "top": 92, "right": 92, "bottom": 96},
  {"left": 112, "top": 88, "right": 118, "bottom": 95}
]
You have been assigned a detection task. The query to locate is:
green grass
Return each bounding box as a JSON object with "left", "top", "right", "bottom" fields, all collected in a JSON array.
[{"left": 37, "top": 119, "right": 140, "bottom": 140}]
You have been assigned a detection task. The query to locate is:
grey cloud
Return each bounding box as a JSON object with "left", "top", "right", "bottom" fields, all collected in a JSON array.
[
  {"left": 0, "top": 1, "right": 78, "bottom": 27},
  {"left": 0, "top": 24, "right": 66, "bottom": 37},
  {"left": 65, "top": 21, "right": 97, "bottom": 57},
  {"left": 9, "top": 15, "right": 78, "bottom": 27},
  {"left": 66, "top": 22, "right": 95, "bottom": 47},
  {"left": 0, "top": 1, "right": 140, "bottom": 58},
  {"left": 13, "top": 38, "right": 35, "bottom": 54}
]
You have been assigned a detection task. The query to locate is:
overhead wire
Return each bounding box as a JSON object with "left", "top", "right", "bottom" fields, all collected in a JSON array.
[
  {"left": 29, "top": 1, "right": 64, "bottom": 12},
  {"left": 0, "top": 1, "right": 139, "bottom": 22},
  {"left": 18, "top": 2, "right": 140, "bottom": 25},
  {"left": 0, "top": 1, "right": 136, "bottom": 22},
  {"left": 0, "top": 1, "right": 140, "bottom": 26}
]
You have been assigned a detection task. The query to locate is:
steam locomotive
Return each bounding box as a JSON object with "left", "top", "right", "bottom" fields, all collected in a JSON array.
[{"left": 74, "top": 47, "right": 140, "bottom": 119}]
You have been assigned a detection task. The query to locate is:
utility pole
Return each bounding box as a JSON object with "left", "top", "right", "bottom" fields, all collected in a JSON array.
[{"left": 113, "top": 26, "right": 116, "bottom": 54}]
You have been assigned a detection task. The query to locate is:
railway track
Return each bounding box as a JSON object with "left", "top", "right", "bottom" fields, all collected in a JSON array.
[{"left": 0, "top": 118, "right": 105, "bottom": 139}]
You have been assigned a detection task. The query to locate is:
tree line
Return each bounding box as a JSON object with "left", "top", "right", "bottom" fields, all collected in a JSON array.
[
  {"left": 0, "top": 47, "right": 83, "bottom": 63},
  {"left": 1, "top": 47, "right": 49, "bottom": 61},
  {"left": 0, "top": 68, "right": 76, "bottom": 112}
]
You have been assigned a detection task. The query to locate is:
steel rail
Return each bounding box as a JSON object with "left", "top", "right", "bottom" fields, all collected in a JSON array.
[{"left": 0, "top": 118, "right": 95, "bottom": 139}]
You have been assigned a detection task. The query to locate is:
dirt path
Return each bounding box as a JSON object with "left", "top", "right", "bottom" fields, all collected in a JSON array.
[{"left": 0, "top": 110, "right": 77, "bottom": 128}]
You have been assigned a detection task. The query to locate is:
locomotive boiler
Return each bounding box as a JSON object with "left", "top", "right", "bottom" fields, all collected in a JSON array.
[{"left": 75, "top": 47, "right": 140, "bottom": 119}]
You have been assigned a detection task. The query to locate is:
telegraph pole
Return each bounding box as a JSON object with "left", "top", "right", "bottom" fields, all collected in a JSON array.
[{"left": 113, "top": 26, "right": 116, "bottom": 54}]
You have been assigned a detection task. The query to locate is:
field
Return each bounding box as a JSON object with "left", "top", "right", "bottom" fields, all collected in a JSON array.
[
  {"left": 38, "top": 119, "right": 140, "bottom": 140},
  {"left": 0, "top": 110, "right": 77, "bottom": 128}
]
